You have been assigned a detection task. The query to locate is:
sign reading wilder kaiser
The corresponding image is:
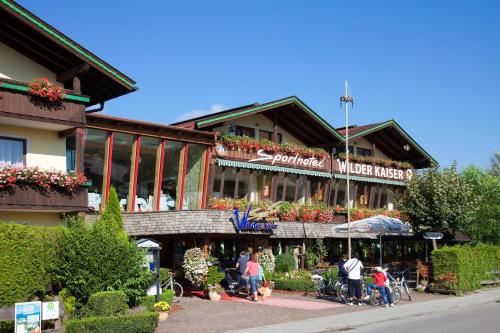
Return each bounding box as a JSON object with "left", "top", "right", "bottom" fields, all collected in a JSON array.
[{"left": 335, "top": 159, "right": 413, "bottom": 181}]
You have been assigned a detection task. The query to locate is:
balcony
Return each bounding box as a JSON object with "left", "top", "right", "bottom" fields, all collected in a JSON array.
[
  {"left": 0, "top": 78, "right": 89, "bottom": 127},
  {"left": 0, "top": 186, "right": 88, "bottom": 212}
]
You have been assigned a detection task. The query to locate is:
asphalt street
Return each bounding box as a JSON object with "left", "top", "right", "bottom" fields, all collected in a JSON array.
[{"left": 327, "top": 300, "right": 500, "bottom": 333}]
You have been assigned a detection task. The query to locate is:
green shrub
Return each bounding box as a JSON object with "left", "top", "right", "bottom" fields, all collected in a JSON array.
[
  {"left": 322, "top": 267, "right": 340, "bottom": 282},
  {"left": 85, "top": 291, "right": 128, "bottom": 317},
  {"left": 138, "top": 290, "right": 174, "bottom": 311},
  {"left": 159, "top": 267, "right": 171, "bottom": 286},
  {"left": 204, "top": 266, "right": 225, "bottom": 289},
  {"left": 275, "top": 254, "right": 295, "bottom": 273},
  {"left": 432, "top": 244, "right": 500, "bottom": 293},
  {"left": 56, "top": 188, "right": 152, "bottom": 306},
  {"left": 273, "top": 278, "right": 315, "bottom": 292},
  {"left": 0, "top": 222, "right": 63, "bottom": 306},
  {"left": 65, "top": 311, "right": 158, "bottom": 333}
]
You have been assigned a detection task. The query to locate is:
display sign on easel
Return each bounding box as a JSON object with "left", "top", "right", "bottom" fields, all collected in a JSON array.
[{"left": 15, "top": 301, "right": 41, "bottom": 333}]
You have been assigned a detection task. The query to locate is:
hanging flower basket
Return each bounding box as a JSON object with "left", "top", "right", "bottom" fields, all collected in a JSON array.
[{"left": 28, "top": 78, "right": 65, "bottom": 103}]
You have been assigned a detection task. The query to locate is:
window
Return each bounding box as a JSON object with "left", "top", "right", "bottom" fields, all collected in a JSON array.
[
  {"left": 183, "top": 143, "right": 205, "bottom": 209},
  {"left": 222, "top": 167, "right": 237, "bottom": 198},
  {"left": 259, "top": 129, "right": 283, "bottom": 143},
  {"left": 356, "top": 147, "right": 372, "bottom": 157},
  {"left": 83, "top": 129, "right": 107, "bottom": 211},
  {"left": 135, "top": 137, "right": 159, "bottom": 211},
  {"left": 237, "top": 169, "right": 250, "bottom": 199},
  {"left": 0, "top": 137, "right": 25, "bottom": 166},
  {"left": 235, "top": 126, "right": 255, "bottom": 138},
  {"left": 159, "top": 140, "right": 183, "bottom": 211},
  {"left": 109, "top": 132, "right": 134, "bottom": 210},
  {"left": 284, "top": 174, "right": 297, "bottom": 202},
  {"left": 66, "top": 135, "right": 76, "bottom": 172}
]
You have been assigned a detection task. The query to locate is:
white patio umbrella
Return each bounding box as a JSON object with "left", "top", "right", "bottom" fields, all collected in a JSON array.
[{"left": 334, "top": 215, "right": 413, "bottom": 266}]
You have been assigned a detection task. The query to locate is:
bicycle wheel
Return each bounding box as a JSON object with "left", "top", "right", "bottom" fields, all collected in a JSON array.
[
  {"left": 315, "top": 281, "right": 326, "bottom": 298},
  {"left": 392, "top": 287, "right": 401, "bottom": 304},
  {"left": 172, "top": 282, "right": 183, "bottom": 303},
  {"left": 339, "top": 283, "right": 349, "bottom": 303},
  {"left": 370, "top": 289, "right": 382, "bottom": 306},
  {"left": 404, "top": 282, "right": 412, "bottom": 301}
]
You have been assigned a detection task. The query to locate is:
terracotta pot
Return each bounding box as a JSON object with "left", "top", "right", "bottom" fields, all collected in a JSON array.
[
  {"left": 158, "top": 312, "right": 169, "bottom": 322},
  {"left": 209, "top": 291, "right": 222, "bottom": 301}
]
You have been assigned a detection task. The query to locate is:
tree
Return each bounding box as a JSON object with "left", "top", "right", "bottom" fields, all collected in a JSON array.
[
  {"left": 462, "top": 166, "right": 500, "bottom": 244},
  {"left": 57, "top": 187, "right": 151, "bottom": 307},
  {"left": 399, "top": 164, "right": 479, "bottom": 248},
  {"left": 488, "top": 151, "right": 500, "bottom": 177}
]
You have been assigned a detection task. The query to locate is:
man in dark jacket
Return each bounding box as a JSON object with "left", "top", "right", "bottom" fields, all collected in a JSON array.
[{"left": 338, "top": 254, "right": 348, "bottom": 282}]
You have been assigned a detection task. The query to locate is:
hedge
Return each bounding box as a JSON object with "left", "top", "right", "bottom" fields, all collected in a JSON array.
[
  {"left": 65, "top": 311, "right": 158, "bottom": 333},
  {"left": 85, "top": 291, "right": 128, "bottom": 317},
  {"left": 432, "top": 244, "right": 500, "bottom": 293},
  {"left": 0, "top": 222, "right": 63, "bottom": 306},
  {"left": 273, "top": 278, "right": 316, "bottom": 292},
  {"left": 138, "top": 290, "right": 174, "bottom": 311}
]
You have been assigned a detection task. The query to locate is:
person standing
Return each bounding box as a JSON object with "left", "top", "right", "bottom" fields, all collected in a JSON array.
[
  {"left": 236, "top": 251, "right": 248, "bottom": 291},
  {"left": 344, "top": 252, "right": 364, "bottom": 306},
  {"left": 382, "top": 264, "right": 395, "bottom": 307},
  {"left": 338, "top": 254, "right": 348, "bottom": 283},
  {"left": 244, "top": 253, "right": 261, "bottom": 301}
]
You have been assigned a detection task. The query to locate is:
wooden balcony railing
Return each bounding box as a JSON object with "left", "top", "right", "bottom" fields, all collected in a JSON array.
[{"left": 0, "top": 186, "right": 88, "bottom": 212}]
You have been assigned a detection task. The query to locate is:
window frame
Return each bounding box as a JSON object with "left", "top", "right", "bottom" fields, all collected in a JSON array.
[
  {"left": 235, "top": 125, "right": 256, "bottom": 138},
  {"left": 0, "top": 136, "right": 27, "bottom": 166}
]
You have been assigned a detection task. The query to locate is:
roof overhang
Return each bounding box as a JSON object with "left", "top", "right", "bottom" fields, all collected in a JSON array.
[
  {"left": 0, "top": 0, "right": 136, "bottom": 104},
  {"left": 341, "top": 120, "right": 437, "bottom": 168},
  {"left": 183, "top": 96, "right": 344, "bottom": 147}
]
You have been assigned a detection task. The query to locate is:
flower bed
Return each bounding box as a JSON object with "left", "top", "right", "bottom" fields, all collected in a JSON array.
[
  {"left": 207, "top": 197, "right": 335, "bottom": 223},
  {"left": 218, "top": 135, "right": 329, "bottom": 159},
  {"left": 334, "top": 207, "right": 408, "bottom": 222},
  {"left": 0, "top": 165, "right": 87, "bottom": 193},
  {"left": 335, "top": 153, "right": 412, "bottom": 169}
]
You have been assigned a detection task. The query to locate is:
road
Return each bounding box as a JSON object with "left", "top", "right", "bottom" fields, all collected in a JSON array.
[
  {"left": 229, "top": 288, "right": 500, "bottom": 333},
  {"left": 327, "top": 301, "right": 500, "bottom": 333}
]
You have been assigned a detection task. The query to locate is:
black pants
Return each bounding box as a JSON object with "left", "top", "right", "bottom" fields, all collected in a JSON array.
[{"left": 348, "top": 278, "right": 361, "bottom": 300}]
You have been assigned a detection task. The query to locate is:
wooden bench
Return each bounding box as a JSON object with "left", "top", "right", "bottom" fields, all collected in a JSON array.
[{"left": 480, "top": 271, "right": 500, "bottom": 286}]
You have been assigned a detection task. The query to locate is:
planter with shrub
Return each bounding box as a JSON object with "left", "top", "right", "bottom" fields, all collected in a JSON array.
[{"left": 153, "top": 301, "right": 170, "bottom": 321}]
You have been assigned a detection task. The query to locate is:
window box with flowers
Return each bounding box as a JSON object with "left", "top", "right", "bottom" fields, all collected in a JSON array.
[
  {"left": 0, "top": 166, "right": 88, "bottom": 211},
  {"left": 28, "top": 78, "right": 65, "bottom": 103}
]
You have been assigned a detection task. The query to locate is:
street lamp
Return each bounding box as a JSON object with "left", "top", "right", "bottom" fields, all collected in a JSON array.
[{"left": 340, "top": 81, "right": 354, "bottom": 259}]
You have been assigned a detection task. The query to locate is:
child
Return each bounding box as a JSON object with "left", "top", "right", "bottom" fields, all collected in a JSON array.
[
  {"left": 364, "top": 267, "right": 389, "bottom": 307},
  {"left": 382, "top": 264, "right": 395, "bottom": 307},
  {"left": 257, "top": 263, "right": 267, "bottom": 300}
]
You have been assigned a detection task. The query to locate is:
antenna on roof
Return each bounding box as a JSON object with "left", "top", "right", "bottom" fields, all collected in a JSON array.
[{"left": 340, "top": 80, "right": 354, "bottom": 259}]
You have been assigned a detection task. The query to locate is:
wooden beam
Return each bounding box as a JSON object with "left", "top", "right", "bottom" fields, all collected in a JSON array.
[
  {"left": 57, "top": 63, "right": 91, "bottom": 83},
  {"left": 219, "top": 167, "right": 225, "bottom": 199},
  {"left": 127, "top": 136, "right": 140, "bottom": 212},
  {"left": 75, "top": 128, "right": 84, "bottom": 173},
  {"left": 333, "top": 180, "right": 339, "bottom": 207},
  {"left": 153, "top": 139, "right": 165, "bottom": 210},
  {"left": 58, "top": 127, "right": 77, "bottom": 138}
]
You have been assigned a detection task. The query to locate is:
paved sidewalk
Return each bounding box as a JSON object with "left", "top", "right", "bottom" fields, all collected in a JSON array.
[
  {"left": 228, "top": 288, "right": 500, "bottom": 333},
  {"left": 157, "top": 290, "right": 447, "bottom": 333}
]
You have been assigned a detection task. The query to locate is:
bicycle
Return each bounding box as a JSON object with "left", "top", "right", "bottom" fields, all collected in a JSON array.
[
  {"left": 370, "top": 284, "right": 401, "bottom": 306},
  {"left": 314, "top": 274, "right": 350, "bottom": 303},
  {"left": 391, "top": 270, "right": 411, "bottom": 301},
  {"left": 161, "top": 272, "right": 184, "bottom": 303}
]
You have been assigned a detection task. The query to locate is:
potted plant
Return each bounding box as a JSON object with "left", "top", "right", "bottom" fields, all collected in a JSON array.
[
  {"left": 182, "top": 248, "right": 208, "bottom": 288},
  {"left": 207, "top": 284, "right": 224, "bottom": 301},
  {"left": 153, "top": 301, "right": 170, "bottom": 321}
]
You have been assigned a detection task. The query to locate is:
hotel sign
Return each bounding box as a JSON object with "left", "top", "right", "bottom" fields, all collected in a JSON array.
[
  {"left": 248, "top": 149, "right": 325, "bottom": 168},
  {"left": 234, "top": 204, "right": 278, "bottom": 232},
  {"left": 335, "top": 159, "right": 413, "bottom": 181}
]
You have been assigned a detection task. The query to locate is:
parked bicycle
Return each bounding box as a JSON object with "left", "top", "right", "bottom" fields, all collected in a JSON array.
[
  {"left": 314, "top": 275, "right": 349, "bottom": 302},
  {"left": 369, "top": 284, "right": 401, "bottom": 306},
  {"left": 161, "top": 272, "right": 183, "bottom": 303},
  {"left": 391, "top": 269, "right": 411, "bottom": 301}
]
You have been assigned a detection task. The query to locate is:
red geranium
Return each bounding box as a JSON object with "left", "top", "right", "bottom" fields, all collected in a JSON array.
[{"left": 28, "top": 78, "right": 65, "bottom": 102}]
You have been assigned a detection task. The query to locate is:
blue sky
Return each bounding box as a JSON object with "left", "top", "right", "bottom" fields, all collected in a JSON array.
[{"left": 20, "top": 0, "right": 499, "bottom": 168}]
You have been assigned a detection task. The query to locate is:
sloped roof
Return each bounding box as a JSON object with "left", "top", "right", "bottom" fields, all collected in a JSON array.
[
  {"left": 338, "top": 120, "right": 437, "bottom": 168},
  {"left": 0, "top": 0, "right": 136, "bottom": 103},
  {"left": 172, "top": 96, "right": 344, "bottom": 146}
]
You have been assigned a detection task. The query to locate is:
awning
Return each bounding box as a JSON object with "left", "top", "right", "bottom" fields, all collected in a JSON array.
[
  {"left": 334, "top": 174, "right": 405, "bottom": 186},
  {"left": 215, "top": 159, "right": 332, "bottom": 178},
  {"left": 333, "top": 215, "right": 413, "bottom": 236}
]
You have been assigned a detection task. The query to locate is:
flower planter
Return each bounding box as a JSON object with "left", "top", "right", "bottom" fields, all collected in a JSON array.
[
  {"left": 158, "top": 312, "right": 169, "bottom": 322},
  {"left": 208, "top": 291, "right": 222, "bottom": 301},
  {"left": 428, "top": 287, "right": 456, "bottom": 295}
]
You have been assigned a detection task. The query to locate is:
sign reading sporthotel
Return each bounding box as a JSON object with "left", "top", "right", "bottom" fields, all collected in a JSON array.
[
  {"left": 248, "top": 149, "right": 325, "bottom": 168},
  {"left": 335, "top": 159, "right": 413, "bottom": 181}
]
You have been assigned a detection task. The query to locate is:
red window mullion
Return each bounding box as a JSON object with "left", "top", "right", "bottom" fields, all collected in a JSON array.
[
  {"left": 155, "top": 139, "right": 166, "bottom": 211},
  {"left": 105, "top": 132, "right": 114, "bottom": 202},
  {"left": 131, "top": 136, "right": 141, "bottom": 212},
  {"left": 201, "top": 146, "right": 211, "bottom": 208},
  {"left": 179, "top": 143, "right": 189, "bottom": 210}
]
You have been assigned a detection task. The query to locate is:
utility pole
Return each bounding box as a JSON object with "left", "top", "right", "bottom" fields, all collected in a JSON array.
[{"left": 340, "top": 81, "right": 354, "bottom": 259}]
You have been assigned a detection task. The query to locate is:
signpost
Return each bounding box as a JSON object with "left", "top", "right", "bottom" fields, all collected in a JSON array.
[{"left": 41, "top": 301, "right": 59, "bottom": 321}]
